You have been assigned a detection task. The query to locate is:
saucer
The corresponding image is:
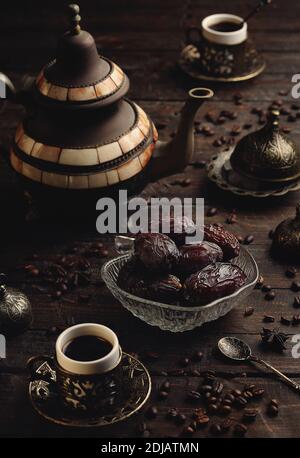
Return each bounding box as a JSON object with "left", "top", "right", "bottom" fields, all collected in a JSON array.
[
  {"left": 207, "top": 149, "right": 300, "bottom": 198},
  {"left": 29, "top": 353, "right": 151, "bottom": 427},
  {"left": 178, "top": 44, "right": 266, "bottom": 82}
]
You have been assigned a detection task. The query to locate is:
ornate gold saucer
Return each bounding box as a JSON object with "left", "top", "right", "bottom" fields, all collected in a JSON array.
[
  {"left": 29, "top": 353, "right": 151, "bottom": 427},
  {"left": 207, "top": 149, "right": 300, "bottom": 198},
  {"left": 178, "top": 44, "right": 266, "bottom": 83}
]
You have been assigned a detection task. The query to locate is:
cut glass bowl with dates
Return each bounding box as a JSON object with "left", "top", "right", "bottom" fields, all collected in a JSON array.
[{"left": 101, "top": 233, "right": 258, "bottom": 333}]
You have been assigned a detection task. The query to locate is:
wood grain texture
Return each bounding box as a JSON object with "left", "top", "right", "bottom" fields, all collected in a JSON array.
[{"left": 0, "top": 0, "right": 299, "bottom": 439}]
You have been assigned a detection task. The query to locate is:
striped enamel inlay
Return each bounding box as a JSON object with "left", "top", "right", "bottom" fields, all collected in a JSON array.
[
  {"left": 10, "top": 141, "right": 154, "bottom": 189},
  {"left": 36, "top": 62, "right": 125, "bottom": 102},
  {"left": 14, "top": 105, "right": 154, "bottom": 167}
]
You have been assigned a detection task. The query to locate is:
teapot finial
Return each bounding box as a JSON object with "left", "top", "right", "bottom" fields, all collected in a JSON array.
[
  {"left": 68, "top": 3, "right": 81, "bottom": 35},
  {"left": 270, "top": 109, "right": 280, "bottom": 130}
]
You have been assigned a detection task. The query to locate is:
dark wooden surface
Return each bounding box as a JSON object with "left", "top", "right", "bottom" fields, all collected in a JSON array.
[{"left": 1, "top": 0, "right": 300, "bottom": 438}]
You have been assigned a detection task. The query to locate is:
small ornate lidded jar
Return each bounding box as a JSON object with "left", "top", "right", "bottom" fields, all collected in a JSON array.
[
  {"left": 230, "top": 110, "right": 300, "bottom": 184},
  {"left": 10, "top": 4, "right": 157, "bottom": 213},
  {"left": 272, "top": 204, "right": 300, "bottom": 260}
]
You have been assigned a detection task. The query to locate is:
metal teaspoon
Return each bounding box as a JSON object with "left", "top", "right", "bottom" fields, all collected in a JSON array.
[{"left": 218, "top": 336, "right": 300, "bottom": 392}]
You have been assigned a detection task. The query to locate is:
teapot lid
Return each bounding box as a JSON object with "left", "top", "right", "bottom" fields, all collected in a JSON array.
[
  {"left": 230, "top": 110, "right": 300, "bottom": 183},
  {"left": 35, "top": 4, "right": 129, "bottom": 108}
]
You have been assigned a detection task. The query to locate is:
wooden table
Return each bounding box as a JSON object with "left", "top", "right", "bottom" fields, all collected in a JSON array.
[{"left": 1, "top": 0, "right": 300, "bottom": 438}]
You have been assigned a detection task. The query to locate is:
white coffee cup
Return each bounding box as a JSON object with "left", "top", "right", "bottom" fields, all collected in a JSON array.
[
  {"left": 56, "top": 323, "right": 122, "bottom": 375},
  {"left": 202, "top": 14, "right": 247, "bottom": 46}
]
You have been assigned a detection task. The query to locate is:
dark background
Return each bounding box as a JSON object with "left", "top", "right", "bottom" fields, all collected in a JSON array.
[{"left": 0, "top": 0, "right": 300, "bottom": 438}]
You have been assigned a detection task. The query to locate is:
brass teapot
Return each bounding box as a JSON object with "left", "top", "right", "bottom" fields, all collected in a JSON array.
[{"left": 0, "top": 4, "right": 213, "bottom": 214}]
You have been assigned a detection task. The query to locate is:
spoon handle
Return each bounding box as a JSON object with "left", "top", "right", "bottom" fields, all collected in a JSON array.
[{"left": 250, "top": 355, "right": 300, "bottom": 391}]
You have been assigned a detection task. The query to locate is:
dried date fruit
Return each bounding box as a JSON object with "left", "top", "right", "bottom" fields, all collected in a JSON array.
[
  {"left": 203, "top": 224, "right": 240, "bottom": 260},
  {"left": 150, "top": 215, "right": 196, "bottom": 246},
  {"left": 117, "top": 257, "right": 150, "bottom": 298},
  {"left": 135, "top": 233, "right": 180, "bottom": 272},
  {"left": 178, "top": 242, "right": 223, "bottom": 275},
  {"left": 148, "top": 274, "right": 182, "bottom": 303},
  {"left": 183, "top": 263, "right": 246, "bottom": 305}
]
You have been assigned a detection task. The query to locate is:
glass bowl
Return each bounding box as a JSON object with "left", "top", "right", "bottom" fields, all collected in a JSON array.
[{"left": 101, "top": 246, "right": 259, "bottom": 333}]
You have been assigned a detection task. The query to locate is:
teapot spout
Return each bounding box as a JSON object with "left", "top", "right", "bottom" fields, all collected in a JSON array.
[
  {"left": 151, "top": 87, "right": 214, "bottom": 179},
  {"left": 0, "top": 73, "right": 35, "bottom": 105}
]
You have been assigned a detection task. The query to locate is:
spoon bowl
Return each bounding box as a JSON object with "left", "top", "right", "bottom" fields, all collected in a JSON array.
[{"left": 218, "top": 336, "right": 252, "bottom": 361}]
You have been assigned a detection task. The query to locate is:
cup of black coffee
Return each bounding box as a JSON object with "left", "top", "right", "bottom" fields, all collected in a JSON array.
[
  {"left": 186, "top": 14, "right": 250, "bottom": 78},
  {"left": 28, "top": 323, "right": 123, "bottom": 414},
  {"left": 55, "top": 323, "right": 123, "bottom": 414}
]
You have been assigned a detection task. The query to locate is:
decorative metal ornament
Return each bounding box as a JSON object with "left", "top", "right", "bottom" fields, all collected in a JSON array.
[
  {"left": 272, "top": 204, "right": 300, "bottom": 260},
  {"left": 0, "top": 274, "right": 33, "bottom": 336},
  {"left": 206, "top": 149, "right": 300, "bottom": 198},
  {"left": 230, "top": 111, "right": 300, "bottom": 183},
  {"left": 28, "top": 353, "right": 151, "bottom": 427},
  {"left": 179, "top": 44, "right": 265, "bottom": 83}
]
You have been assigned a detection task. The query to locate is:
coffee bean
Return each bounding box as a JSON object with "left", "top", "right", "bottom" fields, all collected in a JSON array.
[
  {"left": 208, "top": 396, "right": 217, "bottom": 404},
  {"left": 294, "top": 296, "right": 300, "bottom": 308},
  {"left": 193, "top": 351, "right": 203, "bottom": 362},
  {"left": 187, "top": 391, "right": 201, "bottom": 402},
  {"left": 243, "top": 390, "right": 253, "bottom": 400},
  {"left": 292, "top": 314, "right": 300, "bottom": 325},
  {"left": 232, "top": 389, "right": 242, "bottom": 397},
  {"left": 166, "top": 408, "right": 178, "bottom": 420},
  {"left": 180, "top": 357, "right": 190, "bottom": 367},
  {"left": 282, "top": 126, "right": 292, "bottom": 134},
  {"left": 219, "top": 405, "right": 232, "bottom": 415},
  {"left": 234, "top": 423, "right": 247, "bottom": 437},
  {"left": 213, "top": 139, "right": 222, "bottom": 147},
  {"left": 52, "top": 290, "right": 62, "bottom": 299},
  {"left": 252, "top": 388, "right": 265, "bottom": 398},
  {"left": 221, "top": 418, "right": 234, "bottom": 432},
  {"left": 265, "top": 291, "right": 276, "bottom": 301},
  {"left": 212, "top": 380, "right": 224, "bottom": 395},
  {"left": 176, "top": 413, "right": 186, "bottom": 425},
  {"left": 255, "top": 275, "right": 264, "bottom": 289},
  {"left": 161, "top": 380, "right": 171, "bottom": 392},
  {"left": 271, "top": 399, "right": 279, "bottom": 407},
  {"left": 235, "top": 396, "right": 248, "bottom": 408},
  {"left": 189, "top": 369, "right": 201, "bottom": 376},
  {"left": 207, "top": 403, "right": 218, "bottom": 414},
  {"left": 210, "top": 423, "right": 222, "bottom": 436},
  {"left": 286, "top": 267, "right": 297, "bottom": 278},
  {"left": 279, "top": 89, "right": 289, "bottom": 96},
  {"left": 201, "top": 384, "right": 213, "bottom": 393},
  {"left": 244, "top": 234, "right": 254, "bottom": 245},
  {"left": 157, "top": 390, "right": 169, "bottom": 400},
  {"left": 291, "top": 281, "right": 300, "bottom": 292},
  {"left": 262, "top": 284, "right": 272, "bottom": 292},
  {"left": 182, "top": 425, "right": 195, "bottom": 436},
  {"left": 243, "top": 408, "right": 258, "bottom": 423},
  {"left": 244, "top": 307, "right": 254, "bottom": 317},
  {"left": 207, "top": 207, "right": 217, "bottom": 217},
  {"left": 195, "top": 414, "right": 210, "bottom": 427},
  {"left": 267, "top": 404, "right": 279, "bottom": 417},
  {"left": 263, "top": 315, "right": 275, "bottom": 323},
  {"left": 224, "top": 393, "right": 235, "bottom": 402},
  {"left": 222, "top": 398, "right": 233, "bottom": 406},
  {"left": 230, "top": 126, "right": 242, "bottom": 136},
  {"left": 281, "top": 316, "right": 291, "bottom": 326},
  {"left": 146, "top": 406, "right": 158, "bottom": 419}
]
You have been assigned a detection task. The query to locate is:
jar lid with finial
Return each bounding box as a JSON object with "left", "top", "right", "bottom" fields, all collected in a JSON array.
[
  {"left": 0, "top": 274, "right": 33, "bottom": 336},
  {"left": 230, "top": 110, "right": 300, "bottom": 183},
  {"left": 35, "top": 4, "right": 129, "bottom": 109},
  {"left": 272, "top": 204, "right": 300, "bottom": 260}
]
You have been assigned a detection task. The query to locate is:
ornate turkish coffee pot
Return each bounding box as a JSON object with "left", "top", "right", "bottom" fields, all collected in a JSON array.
[{"left": 0, "top": 4, "right": 213, "bottom": 214}]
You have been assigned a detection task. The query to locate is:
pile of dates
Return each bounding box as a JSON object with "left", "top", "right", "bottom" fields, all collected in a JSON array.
[{"left": 118, "top": 218, "right": 246, "bottom": 306}]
